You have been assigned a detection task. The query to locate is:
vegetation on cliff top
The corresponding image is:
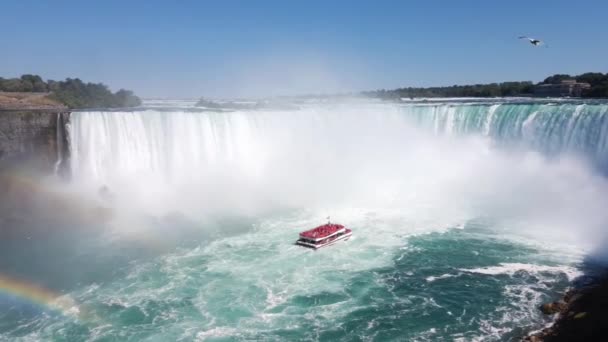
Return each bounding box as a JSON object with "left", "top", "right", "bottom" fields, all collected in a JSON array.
[
  {"left": 0, "top": 75, "right": 141, "bottom": 109},
  {"left": 544, "top": 72, "right": 608, "bottom": 97},
  {"left": 364, "top": 81, "right": 535, "bottom": 99},
  {"left": 364, "top": 72, "right": 608, "bottom": 99}
]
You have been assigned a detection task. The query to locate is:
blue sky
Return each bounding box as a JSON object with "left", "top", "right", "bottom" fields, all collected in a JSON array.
[{"left": 1, "top": 1, "right": 607, "bottom": 98}]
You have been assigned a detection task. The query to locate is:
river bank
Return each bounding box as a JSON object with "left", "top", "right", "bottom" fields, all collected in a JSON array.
[{"left": 525, "top": 272, "right": 608, "bottom": 341}]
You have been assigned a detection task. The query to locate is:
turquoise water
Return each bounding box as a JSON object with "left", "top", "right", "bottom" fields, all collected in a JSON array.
[
  {"left": 0, "top": 213, "right": 582, "bottom": 341},
  {"left": 2, "top": 100, "right": 607, "bottom": 341},
  {"left": 405, "top": 102, "right": 608, "bottom": 171}
]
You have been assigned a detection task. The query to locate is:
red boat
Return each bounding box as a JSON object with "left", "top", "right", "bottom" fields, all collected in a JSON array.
[{"left": 295, "top": 220, "right": 352, "bottom": 249}]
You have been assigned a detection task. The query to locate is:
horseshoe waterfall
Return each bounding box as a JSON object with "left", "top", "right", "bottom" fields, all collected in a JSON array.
[{"left": 3, "top": 99, "right": 608, "bottom": 341}]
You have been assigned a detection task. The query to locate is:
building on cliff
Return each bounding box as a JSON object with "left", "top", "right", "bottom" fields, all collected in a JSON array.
[{"left": 534, "top": 80, "right": 591, "bottom": 98}]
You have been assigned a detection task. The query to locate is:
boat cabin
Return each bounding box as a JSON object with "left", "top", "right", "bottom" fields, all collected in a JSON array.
[{"left": 295, "top": 223, "right": 352, "bottom": 249}]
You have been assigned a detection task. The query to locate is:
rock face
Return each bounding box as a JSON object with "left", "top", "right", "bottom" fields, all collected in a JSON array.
[
  {"left": 524, "top": 276, "right": 608, "bottom": 341},
  {"left": 540, "top": 301, "right": 567, "bottom": 315},
  {"left": 0, "top": 110, "right": 70, "bottom": 175}
]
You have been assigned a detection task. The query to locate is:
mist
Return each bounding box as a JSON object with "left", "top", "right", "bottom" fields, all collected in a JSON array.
[
  {"left": 4, "top": 99, "right": 608, "bottom": 342},
  {"left": 59, "top": 101, "right": 608, "bottom": 260}
]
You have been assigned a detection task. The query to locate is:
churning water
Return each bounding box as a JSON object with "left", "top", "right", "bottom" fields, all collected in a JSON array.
[{"left": 2, "top": 99, "right": 608, "bottom": 341}]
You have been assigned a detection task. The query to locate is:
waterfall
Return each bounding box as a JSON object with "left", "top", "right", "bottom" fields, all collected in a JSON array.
[
  {"left": 64, "top": 101, "right": 608, "bottom": 253},
  {"left": 404, "top": 102, "right": 608, "bottom": 169},
  {"left": 69, "top": 102, "right": 608, "bottom": 184},
  {"left": 54, "top": 112, "right": 67, "bottom": 176}
]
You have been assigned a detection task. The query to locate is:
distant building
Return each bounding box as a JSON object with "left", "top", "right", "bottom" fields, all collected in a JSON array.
[{"left": 534, "top": 80, "right": 591, "bottom": 98}]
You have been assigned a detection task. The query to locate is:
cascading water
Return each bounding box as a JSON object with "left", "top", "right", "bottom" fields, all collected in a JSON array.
[
  {"left": 53, "top": 112, "right": 69, "bottom": 177},
  {"left": 406, "top": 102, "right": 608, "bottom": 169},
  {"left": 4, "top": 100, "right": 608, "bottom": 341},
  {"left": 69, "top": 102, "right": 608, "bottom": 185}
]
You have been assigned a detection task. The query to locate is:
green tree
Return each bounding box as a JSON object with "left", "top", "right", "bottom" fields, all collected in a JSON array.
[
  {"left": 20, "top": 74, "right": 47, "bottom": 92},
  {"left": 543, "top": 74, "right": 573, "bottom": 84},
  {"left": 114, "top": 89, "right": 142, "bottom": 107},
  {"left": 1, "top": 78, "right": 30, "bottom": 92},
  {"left": 575, "top": 73, "right": 607, "bottom": 87}
]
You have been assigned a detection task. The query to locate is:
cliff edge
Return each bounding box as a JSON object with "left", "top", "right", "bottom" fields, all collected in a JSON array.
[
  {"left": 525, "top": 275, "right": 608, "bottom": 341},
  {"left": 0, "top": 91, "right": 67, "bottom": 111},
  {"left": 0, "top": 93, "right": 69, "bottom": 175}
]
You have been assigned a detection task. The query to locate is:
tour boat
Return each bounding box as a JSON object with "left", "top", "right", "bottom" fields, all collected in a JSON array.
[{"left": 295, "top": 222, "right": 352, "bottom": 249}]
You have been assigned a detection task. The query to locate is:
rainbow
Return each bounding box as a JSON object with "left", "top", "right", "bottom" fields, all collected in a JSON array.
[{"left": 0, "top": 274, "right": 79, "bottom": 317}]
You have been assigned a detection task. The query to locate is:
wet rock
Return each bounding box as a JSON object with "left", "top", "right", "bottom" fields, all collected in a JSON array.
[
  {"left": 540, "top": 301, "right": 567, "bottom": 315},
  {"left": 566, "top": 293, "right": 582, "bottom": 305},
  {"left": 525, "top": 335, "right": 543, "bottom": 342},
  {"left": 573, "top": 312, "right": 587, "bottom": 320},
  {"left": 0, "top": 110, "right": 70, "bottom": 174},
  {"left": 524, "top": 274, "right": 608, "bottom": 341}
]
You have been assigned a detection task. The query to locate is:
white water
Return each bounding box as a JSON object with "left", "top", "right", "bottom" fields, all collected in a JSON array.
[
  {"left": 67, "top": 101, "right": 608, "bottom": 256},
  {"left": 6, "top": 100, "right": 608, "bottom": 341}
]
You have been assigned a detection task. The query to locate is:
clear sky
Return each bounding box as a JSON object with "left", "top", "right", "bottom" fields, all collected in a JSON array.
[{"left": 1, "top": 0, "right": 607, "bottom": 98}]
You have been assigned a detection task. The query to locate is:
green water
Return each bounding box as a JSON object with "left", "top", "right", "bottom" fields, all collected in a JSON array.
[
  {"left": 0, "top": 213, "right": 582, "bottom": 341},
  {"left": 3, "top": 100, "right": 607, "bottom": 341}
]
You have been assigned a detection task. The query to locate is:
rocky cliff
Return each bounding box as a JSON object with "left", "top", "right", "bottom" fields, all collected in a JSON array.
[
  {"left": 524, "top": 274, "right": 608, "bottom": 342},
  {"left": 0, "top": 110, "right": 70, "bottom": 176}
]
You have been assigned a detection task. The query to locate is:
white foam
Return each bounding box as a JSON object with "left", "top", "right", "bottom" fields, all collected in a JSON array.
[
  {"left": 19, "top": 100, "right": 608, "bottom": 341},
  {"left": 64, "top": 102, "right": 608, "bottom": 259},
  {"left": 196, "top": 327, "right": 239, "bottom": 340},
  {"left": 425, "top": 273, "right": 460, "bottom": 282},
  {"left": 460, "top": 263, "right": 582, "bottom": 281}
]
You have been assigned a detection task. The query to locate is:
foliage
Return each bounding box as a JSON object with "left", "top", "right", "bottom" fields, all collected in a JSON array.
[
  {"left": 195, "top": 98, "right": 223, "bottom": 108},
  {"left": 365, "top": 72, "right": 608, "bottom": 99},
  {"left": 0, "top": 75, "right": 48, "bottom": 92},
  {"left": 538, "top": 72, "right": 608, "bottom": 98},
  {"left": 542, "top": 74, "right": 573, "bottom": 84},
  {"left": 0, "top": 75, "right": 141, "bottom": 108},
  {"left": 575, "top": 73, "right": 608, "bottom": 98},
  {"left": 363, "top": 82, "right": 534, "bottom": 99}
]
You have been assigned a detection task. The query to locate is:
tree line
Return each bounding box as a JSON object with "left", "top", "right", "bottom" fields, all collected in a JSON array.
[
  {"left": 0, "top": 74, "right": 141, "bottom": 108},
  {"left": 542, "top": 72, "right": 608, "bottom": 98},
  {"left": 364, "top": 72, "right": 608, "bottom": 99}
]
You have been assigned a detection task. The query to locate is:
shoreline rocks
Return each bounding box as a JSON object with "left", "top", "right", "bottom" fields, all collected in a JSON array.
[{"left": 524, "top": 275, "right": 608, "bottom": 341}]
